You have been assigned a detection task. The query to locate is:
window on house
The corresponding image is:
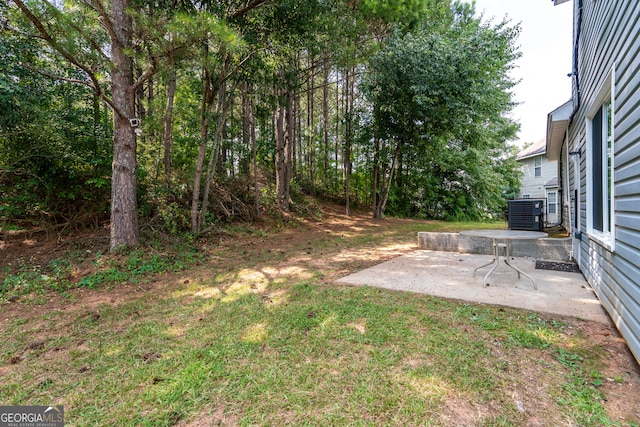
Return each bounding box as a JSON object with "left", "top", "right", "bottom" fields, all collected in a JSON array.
[
  {"left": 534, "top": 157, "right": 542, "bottom": 177},
  {"left": 590, "top": 101, "right": 613, "bottom": 233},
  {"left": 547, "top": 192, "right": 557, "bottom": 214},
  {"left": 586, "top": 66, "right": 614, "bottom": 245}
]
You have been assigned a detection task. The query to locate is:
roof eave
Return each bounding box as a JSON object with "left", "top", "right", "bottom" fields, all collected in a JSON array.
[
  {"left": 546, "top": 100, "right": 572, "bottom": 161},
  {"left": 517, "top": 151, "right": 545, "bottom": 161}
]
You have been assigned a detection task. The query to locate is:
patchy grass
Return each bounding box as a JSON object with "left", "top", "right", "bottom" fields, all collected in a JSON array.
[
  {"left": 0, "top": 211, "right": 638, "bottom": 426},
  {"left": 0, "top": 243, "right": 203, "bottom": 302}
]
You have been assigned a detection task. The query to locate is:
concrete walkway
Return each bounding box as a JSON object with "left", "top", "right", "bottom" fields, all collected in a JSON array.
[{"left": 336, "top": 250, "right": 609, "bottom": 323}]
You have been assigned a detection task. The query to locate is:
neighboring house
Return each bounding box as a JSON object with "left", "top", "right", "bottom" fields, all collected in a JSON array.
[
  {"left": 515, "top": 138, "right": 559, "bottom": 225},
  {"left": 547, "top": 0, "right": 640, "bottom": 363}
]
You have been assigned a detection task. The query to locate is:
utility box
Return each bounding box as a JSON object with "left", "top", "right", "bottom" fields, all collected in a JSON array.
[{"left": 508, "top": 199, "right": 544, "bottom": 231}]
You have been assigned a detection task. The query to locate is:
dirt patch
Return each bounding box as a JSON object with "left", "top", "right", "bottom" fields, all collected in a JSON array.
[{"left": 544, "top": 225, "right": 570, "bottom": 238}]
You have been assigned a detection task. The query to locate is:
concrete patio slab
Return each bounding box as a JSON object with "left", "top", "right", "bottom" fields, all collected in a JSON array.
[{"left": 336, "top": 250, "right": 609, "bottom": 324}]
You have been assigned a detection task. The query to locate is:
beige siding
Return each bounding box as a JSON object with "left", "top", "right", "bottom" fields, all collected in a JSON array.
[{"left": 517, "top": 155, "right": 558, "bottom": 224}]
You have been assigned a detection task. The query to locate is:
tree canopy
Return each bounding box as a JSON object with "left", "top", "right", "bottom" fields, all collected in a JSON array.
[
  {"left": 363, "top": 5, "right": 521, "bottom": 219},
  {"left": 1, "top": 0, "right": 523, "bottom": 248}
]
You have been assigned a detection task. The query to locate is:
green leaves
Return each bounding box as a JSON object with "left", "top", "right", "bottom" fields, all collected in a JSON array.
[{"left": 362, "top": 5, "right": 521, "bottom": 220}]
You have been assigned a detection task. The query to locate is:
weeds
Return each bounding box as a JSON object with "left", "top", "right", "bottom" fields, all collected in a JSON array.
[{"left": 0, "top": 239, "right": 203, "bottom": 302}]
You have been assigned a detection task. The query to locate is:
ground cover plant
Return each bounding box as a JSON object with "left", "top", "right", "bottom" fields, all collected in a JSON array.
[{"left": 1, "top": 206, "right": 639, "bottom": 426}]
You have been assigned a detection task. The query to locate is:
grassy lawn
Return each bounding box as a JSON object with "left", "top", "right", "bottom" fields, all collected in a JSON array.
[{"left": 1, "top": 211, "right": 638, "bottom": 426}]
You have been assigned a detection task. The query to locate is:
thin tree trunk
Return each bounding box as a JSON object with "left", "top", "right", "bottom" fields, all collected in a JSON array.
[
  {"left": 147, "top": 78, "right": 157, "bottom": 179},
  {"left": 372, "top": 134, "right": 380, "bottom": 215},
  {"left": 92, "top": 93, "right": 100, "bottom": 173},
  {"left": 322, "top": 56, "right": 329, "bottom": 180},
  {"left": 335, "top": 67, "right": 340, "bottom": 192},
  {"left": 275, "top": 101, "right": 288, "bottom": 210},
  {"left": 250, "top": 87, "right": 260, "bottom": 217},
  {"left": 373, "top": 142, "right": 400, "bottom": 219},
  {"left": 285, "top": 82, "right": 294, "bottom": 207},
  {"left": 241, "top": 82, "right": 251, "bottom": 175},
  {"left": 344, "top": 67, "right": 354, "bottom": 216},
  {"left": 379, "top": 144, "right": 400, "bottom": 217},
  {"left": 275, "top": 68, "right": 287, "bottom": 211},
  {"left": 308, "top": 61, "right": 315, "bottom": 187},
  {"left": 163, "top": 65, "right": 177, "bottom": 186},
  {"left": 199, "top": 75, "right": 229, "bottom": 229},
  {"left": 191, "top": 63, "right": 214, "bottom": 234}
]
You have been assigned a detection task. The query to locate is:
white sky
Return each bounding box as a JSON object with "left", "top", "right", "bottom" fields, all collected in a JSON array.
[{"left": 464, "top": 0, "right": 574, "bottom": 147}]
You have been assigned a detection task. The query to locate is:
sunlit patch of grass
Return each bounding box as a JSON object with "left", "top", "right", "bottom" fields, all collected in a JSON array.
[{"left": 242, "top": 322, "right": 269, "bottom": 344}]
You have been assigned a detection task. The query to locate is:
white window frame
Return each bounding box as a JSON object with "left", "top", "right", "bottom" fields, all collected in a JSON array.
[
  {"left": 547, "top": 191, "right": 557, "bottom": 215},
  {"left": 534, "top": 156, "right": 542, "bottom": 177},
  {"left": 585, "top": 66, "right": 615, "bottom": 251}
]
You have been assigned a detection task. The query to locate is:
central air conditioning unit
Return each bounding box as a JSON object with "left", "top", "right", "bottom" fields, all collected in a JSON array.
[{"left": 508, "top": 199, "right": 544, "bottom": 231}]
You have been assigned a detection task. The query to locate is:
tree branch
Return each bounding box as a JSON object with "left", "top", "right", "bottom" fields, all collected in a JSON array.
[
  {"left": 222, "top": 48, "right": 265, "bottom": 83},
  {"left": 19, "top": 61, "right": 93, "bottom": 87},
  {"left": 230, "top": 0, "right": 269, "bottom": 18},
  {"left": 131, "top": 62, "right": 155, "bottom": 92}
]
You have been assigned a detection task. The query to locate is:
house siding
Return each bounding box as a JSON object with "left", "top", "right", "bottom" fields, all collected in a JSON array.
[
  {"left": 568, "top": 0, "right": 640, "bottom": 362},
  {"left": 517, "top": 154, "right": 559, "bottom": 224}
]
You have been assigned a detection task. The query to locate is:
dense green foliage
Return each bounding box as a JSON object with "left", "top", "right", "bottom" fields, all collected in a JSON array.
[
  {"left": 363, "top": 6, "right": 521, "bottom": 220},
  {"left": 0, "top": 21, "right": 112, "bottom": 224},
  {"left": 1, "top": 0, "right": 523, "bottom": 236}
]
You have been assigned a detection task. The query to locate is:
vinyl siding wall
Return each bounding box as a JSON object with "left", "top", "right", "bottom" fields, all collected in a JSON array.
[{"left": 568, "top": 0, "right": 640, "bottom": 362}]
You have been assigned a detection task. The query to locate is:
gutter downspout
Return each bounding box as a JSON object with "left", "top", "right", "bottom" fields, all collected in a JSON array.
[
  {"left": 549, "top": 138, "right": 565, "bottom": 228},
  {"left": 569, "top": 0, "right": 583, "bottom": 123}
]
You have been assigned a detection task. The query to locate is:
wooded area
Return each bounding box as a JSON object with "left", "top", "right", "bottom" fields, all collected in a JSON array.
[{"left": 1, "top": 0, "right": 522, "bottom": 250}]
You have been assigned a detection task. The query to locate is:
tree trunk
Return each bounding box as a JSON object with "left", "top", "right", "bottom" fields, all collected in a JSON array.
[
  {"left": 296, "top": 84, "right": 302, "bottom": 180},
  {"left": 191, "top": 64, "right": 214, "bottom": 234},
  {"left": 373, "top": 142, "right": 400, "bottom": 219},
  {"left": 250, "top": 87, "right": 260, "bottom": 217},
  {"left": 344, "top": 67, "right": 354, "bottom": 216},
  {"left": 241, "top": 83, "right": 251, "bottom": 176},
  {"left": 199, "top": 74, "right": 229, "bottom": 228},
  {"left": 109, "top": 0, "right": 139, "bottom": 251},
  {"left": 308, "top": 62, "right": 315, "bottom": 187},
  {"left": 335, "top": 67, "right": 340, "bottom": 192},
  {"left": 322, "top": 56, "right": 329, "bottom": 180},
  {"left": 163, "top": 65, "right": 177, "bottom": 186},
  {"left": 286, "top": 85, "right": 294, "bottom": 205},
  {"left": 275, "top": 67, "right": 294, "bottom": 212},
  {"left": 372, "top": 134, "right": 380, "bottom": 215},
  {"left": 275, "top": 102, "right": 288, "bottom": 211}
]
